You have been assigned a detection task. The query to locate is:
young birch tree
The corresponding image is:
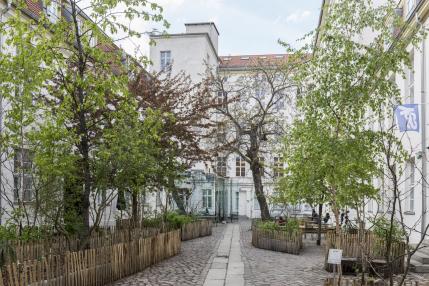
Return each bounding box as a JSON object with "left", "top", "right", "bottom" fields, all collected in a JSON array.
[{"left": 278, "top": 0, "right": 422, "bottom": 241}]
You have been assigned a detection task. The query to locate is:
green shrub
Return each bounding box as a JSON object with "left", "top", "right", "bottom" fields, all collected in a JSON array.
[
  {"left": 165, "top": 212, "right": 195, "bottom": 228},
  {"left": 142, "top": 212, "right": 197, "bottom": 230},
  {"left": 256, "top": 218, "right": 299, "bottom": 233},
  {"left": 371, "top": 217, "right": 405, "bottom": 242}
]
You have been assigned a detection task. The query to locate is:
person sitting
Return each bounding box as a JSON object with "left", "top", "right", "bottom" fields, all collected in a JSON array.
[
  {"left": 278, "top": 216, "right": 286, "bottom": 226},
  {"left": 323, "top": 212, "right": 331, "bottom": 224},
  {"left": 312, "top": 209, "right": 319, "bottom": 222}
]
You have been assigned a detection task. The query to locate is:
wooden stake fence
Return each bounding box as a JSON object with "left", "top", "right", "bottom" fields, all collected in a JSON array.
[
  {"left": 324, "top": 231, "right": 406, "bottom": 274},
  {"left": 181, "top": 220, "right": 213, "bottom": 241},
  {"left": 324, "top": 277, "right": 429, "bottom": 286},
  {"left": 0, "top": 229, "right": 181, "bottom": 286},
  {"left": 251, "top": 225, "right": 302, "bottom": 255},
  {"left": 2, "top": 227, "right": 161, "bottom": 265}
]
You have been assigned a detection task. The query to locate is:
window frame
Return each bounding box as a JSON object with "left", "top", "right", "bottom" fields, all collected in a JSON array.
[
  {"left": 273, "top": 157, "right": 283, "bottom": 178},
  {"left": 45, "top": 0, "right": 60, "bottom": 23},
  {"left": 216, "top": 156, "right": 227, "bottom": 177},
  {"left": 160, "top": 50, "right": 172, "bottom": 72},
  {"left": 13, "top": 148, "right": 34, "bottom": 203},
  {"left": 235, "top": 157, "right": 245, "bottom": 177},
  {"left": 202, "top": 189, "right": 213, "bottom": 209}
]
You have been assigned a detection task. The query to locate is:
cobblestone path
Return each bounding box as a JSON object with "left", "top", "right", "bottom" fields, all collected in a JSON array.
[
  {"left": 239, "top": 220, "right": 329, "bottom": 286},
  {"left": 111, "top": 224, "right": 226, "bottom": 286},
  {"left": 112, "top": 220, "right": 330, "bottom": 286}
]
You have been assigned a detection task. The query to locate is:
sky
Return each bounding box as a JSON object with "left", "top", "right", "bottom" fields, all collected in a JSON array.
[{"left": 120, "top": 0, "right": 322, "bottom": 57}]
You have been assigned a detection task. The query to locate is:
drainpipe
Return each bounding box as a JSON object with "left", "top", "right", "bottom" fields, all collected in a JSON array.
[{"left": 419, "top": 16, "right": 427, "bottom": 239}]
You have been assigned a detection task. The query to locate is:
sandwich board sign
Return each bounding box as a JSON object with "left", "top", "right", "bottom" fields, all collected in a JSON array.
[
  {"left": 328, "top": 249, "right": 343, "bottom": 279},
  {"left": 328, "top": 249, "right": 342, "bottom": 265}
]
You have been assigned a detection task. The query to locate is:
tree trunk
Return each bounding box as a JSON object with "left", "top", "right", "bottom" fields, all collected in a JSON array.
[
  {"left": 250, "top": 159, "right": 270, "bottom": 220},
  {"left": 247, "top": 126, "right": 270, "bottom": 220},
  {"left": 317, "top": 203, "right": 323, "bottom": 246},
  {"left": 131, "top": 191, "right": 139, "bottom": 227},
  {"left": 63, "top": 169, "right": 84, "bottom": 236},
  {"left": 168, "top": 176, "right": 186, "bottom": 214}
]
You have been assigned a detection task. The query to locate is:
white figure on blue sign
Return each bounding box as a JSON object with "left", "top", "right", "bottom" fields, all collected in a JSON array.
[{"left": 395, "top": 104, "right": 419, "bottom": 132}]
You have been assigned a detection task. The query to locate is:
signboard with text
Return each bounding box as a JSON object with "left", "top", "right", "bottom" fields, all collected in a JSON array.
[{"left": 328, "top": 249, "right": 342, "bottom": 265}]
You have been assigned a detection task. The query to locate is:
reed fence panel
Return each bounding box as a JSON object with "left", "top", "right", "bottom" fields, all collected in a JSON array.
[
  {"left": 251, "top": 225, "right": 302, "bottom": 255},
  {"left": 0, "top": 229, "right": 181, "bottom": 286},
  {"left": 324, "top": 231, "right": 406, "bottom": 275},
  {"left": 2, "top": 227, "right": 161, "bottom": 266},
  {"left": 324, "top": 277, "right": 429, "bottom": 286},
  {"left": 181, "top": 220, "right": 213, "bottom": 241}
]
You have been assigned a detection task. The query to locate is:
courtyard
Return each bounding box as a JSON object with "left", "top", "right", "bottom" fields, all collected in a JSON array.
[{"left": 112, "top": 220, "right": 329, "bottom": 286}]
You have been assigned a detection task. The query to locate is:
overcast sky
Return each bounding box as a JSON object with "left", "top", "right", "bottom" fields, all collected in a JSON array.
[{"left": 120, "top": 0, "right": 322, "bottom": 58}]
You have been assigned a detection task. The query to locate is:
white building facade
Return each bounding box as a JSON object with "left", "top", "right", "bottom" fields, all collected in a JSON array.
[{"left": 149, "top": 23, "right": 311, "bottom": 220}]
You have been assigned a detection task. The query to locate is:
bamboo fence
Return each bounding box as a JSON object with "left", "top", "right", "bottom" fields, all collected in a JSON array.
[
  {"left": 251, "top": 225, "right": 303, "bottom": 255},
  {"left": 3, "top": 227, "right": 160, "bottom": 265},
  {"left": 324, "top": 277, "right": 429, "bottom": 286},
  {"left": 0, "top": 229, "right": 181, "bottom": 286},
  {"left": 181, "top": 220, "right": 213, "bottom": 241},
  {"left": 324, "top": 231, "right": 406, "bottom": 275}
]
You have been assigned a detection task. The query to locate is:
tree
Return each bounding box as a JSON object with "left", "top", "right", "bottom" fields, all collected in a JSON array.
[
  {"left": 278, "top": 0, "right": 422, "bottom": 228},
  {"left": 277, "top": 0, "right": 425, "bottom": 283},
  {"left": 279, "top": 118, "right": 380, "bottom": 233},
  {"left": 129, "top": 70, "right": 217, "bottom": 214},
  {"left": 206, "top": 57, "right": 300, "bottom": 220},
  {"left": 0, "top": 0, "right": 168, "bottom": 244}
]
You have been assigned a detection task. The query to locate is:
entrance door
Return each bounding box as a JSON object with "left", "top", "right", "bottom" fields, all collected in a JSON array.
[{"left": 239, "top": 190, "right": 247, "bottom": 216}]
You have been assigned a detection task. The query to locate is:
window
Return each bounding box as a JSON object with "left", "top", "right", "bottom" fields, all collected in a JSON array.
[
  {"left": 407, "top": 50, "right": 414, "bottom": 104},
  {"left": 156, "top": 191, "right": 162, "bottom": 207},
  {"left": 235, "top": 157, "right": 245, "bottom": 177},
  {"left": 216, "top": 123, "right": 226, "bottom": 142},
  {"left": 405, "top": 158, "right": 415, "bottom": 212},
  {"left": 89, "top": 30, "right": 97, "bottom": 48},
  {"left": 160, "top": 51, "right": 171, "bottom": 72},
  {"left": 367, "top": 199, "right": 374, "bottom": 213},
  {"left": 216, "top": 156, "right": 227, "bottom": 177},
  {"left": 202, "top": 189, "right": 213, "bottom": 209},
  {"left": 255, "top": 87, "right": 265, "bottom": 99},
  {"left": 13, "top": 148, "right": 33, "bottom": 202},
  {"left": 273, "top": 157, "right": 283, "bottom": 178},
  {"left": 216, "top": 91, "right": 227, "bottom": 109},
  {"left": 45, "top": 0, "right": 59, "bottom": 23},
  {"left": 275, "top": 97, "right": 285, "bottom": 111},
  {"left": 407, "top": 0, "right": 416, "bottom": 16}
]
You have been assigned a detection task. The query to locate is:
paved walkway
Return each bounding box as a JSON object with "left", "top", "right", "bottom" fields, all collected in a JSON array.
[
  {"left": 111, "top": 224, "right": 226, "bottom": 286},
  {"left": 203, "top": 224, "right": 244, "bottom": 286},
  {"left": 111, "top": 220, "right": 329, "bottom": 286},
  {"left": 239, "top": 220, "right": 328, "bottom": 286}
]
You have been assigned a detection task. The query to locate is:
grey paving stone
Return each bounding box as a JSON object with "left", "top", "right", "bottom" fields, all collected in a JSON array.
[
  {"left": 211, "top": 262, "right": 227, "bottom": 269},
  {"left": 206, "top": 269, "right": 226, "bottom": 280},
  {"left": 111, "top": 225, "right": 226, "bottom": 286},
  {"left": 238, "top": 219, "right": 329, "bottom": 286}
]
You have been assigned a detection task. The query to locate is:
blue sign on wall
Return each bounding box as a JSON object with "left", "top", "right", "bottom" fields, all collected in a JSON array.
[{"left": 395, "top": 104, "right": 419, "bottom": 132}]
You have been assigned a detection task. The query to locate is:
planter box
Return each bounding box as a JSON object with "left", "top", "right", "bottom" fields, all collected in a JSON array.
[
  {"left": 324, "top": 231, "right": 406, "bottom": 276},
  {"left": 181, "top": 220, "right": 213, "bottom": 241},
  {"left": 251, "top": 225, "right": 303, "bottom": 255},
  {"left": 324, "top": 277, "right": 427, "bottom": 286},
  {"left": 0, "top": 229, "right": 182, "bottom": 286}
]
